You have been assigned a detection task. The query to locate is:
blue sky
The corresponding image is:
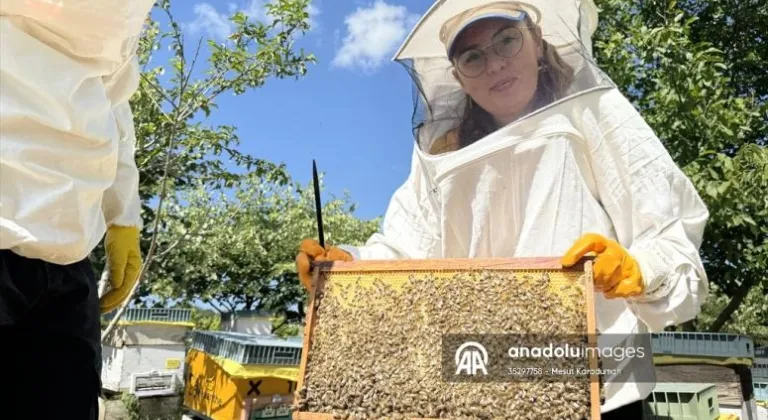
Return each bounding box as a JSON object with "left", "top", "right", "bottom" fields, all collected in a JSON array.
[{"left": 155, "top": 0, "right": 438, "bottom": 223}]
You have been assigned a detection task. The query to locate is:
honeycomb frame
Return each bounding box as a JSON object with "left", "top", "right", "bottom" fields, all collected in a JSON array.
[{"left": 293, "top": 257, "right": 600, "bottom": 420}]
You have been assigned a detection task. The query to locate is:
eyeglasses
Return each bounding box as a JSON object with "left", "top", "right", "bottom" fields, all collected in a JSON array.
[{"left": 453, "top": 27, "right": 525, "bottom": 78}]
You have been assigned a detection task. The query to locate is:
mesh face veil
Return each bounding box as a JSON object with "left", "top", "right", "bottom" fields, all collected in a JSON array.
[{"left": 394, "top": 0, "right": 614, "bottom": 154}]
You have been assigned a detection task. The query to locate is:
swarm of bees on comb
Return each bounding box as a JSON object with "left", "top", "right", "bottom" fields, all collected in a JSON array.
[{"left": 295, "top": 270, "right": 600, "bottom": 419}]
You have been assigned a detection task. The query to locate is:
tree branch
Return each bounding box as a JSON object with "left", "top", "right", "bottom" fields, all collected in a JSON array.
[
  {"left": 139, "top": 75, "right": 178, "bottom": 113},
  {"left": 222, "top": 299, "right": 236, "bottom": 313},
  {"left": 101, "top": 112, "right": 182, "bottom": 341},
  {"left": 181, "top": 37, "right": 204, "bottom": 98},
  {"left": 708, "top": 275, "right": 761, "bottom": 332},
  {"left": 155, "top": 200, "right": 217, "bottom": 260},
  {"left": 101, "top": 15, "right": 192, "bottom": 341},
  {"left": 207, "top": 299, "right": 227, "bottom": 314}
]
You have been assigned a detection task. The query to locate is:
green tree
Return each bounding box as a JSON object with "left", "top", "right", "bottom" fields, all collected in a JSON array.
[
  {"left": 190, "top": 307, "right": 222, "bottom": 331},
  {"left": 271, "top": 315, "right": 302, "bottom": 337},
  {"left": 662, "top": 0, "right": 767, "bottom": 132},
  {"left": 697, "top": 281, "right": 768, "bottom": 339},
  {"left": 100, "top": 0, "right": 317, "bottom": 340},
  {"left": 145, "top": 172, "right": 380, "bottom": 324},
  {"left": 592, "top": 0, "right": 767, "bottom": 333}
]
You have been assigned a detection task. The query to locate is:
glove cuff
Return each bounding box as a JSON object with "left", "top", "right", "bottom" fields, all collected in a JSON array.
[
  {"left": 336, "top": 244, "right": 359, "bottom": 259},
  {"left": 108, "top": 224, "right": 139, "bottom": 232},
  {"left": 628, "top": 245, "right": 674, "bottom": 303}
]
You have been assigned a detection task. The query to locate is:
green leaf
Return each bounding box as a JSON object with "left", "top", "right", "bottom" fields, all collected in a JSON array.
[
  {"left": 705, "top": 183, "right": 718, "bottom": 198},
  {"left": 742, "top": 215, "right": 757, "bottom": 226},
  {"left": 717, "top": 180, "right": 731, "bottom": 194}
]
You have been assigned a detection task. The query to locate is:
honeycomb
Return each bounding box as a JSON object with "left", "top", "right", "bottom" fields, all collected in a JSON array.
[{"left": 295, "top": 260, "right": 600, "bottom": 420}]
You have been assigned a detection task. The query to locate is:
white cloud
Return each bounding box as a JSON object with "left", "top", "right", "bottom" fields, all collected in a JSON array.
[
  {"left": 188, "top": 3, "right": 232, "bottom": 41},
  {"left": 332, "top": 1, "right": 419, "bottom": 73},
  {"left": 307, "top": 3, "right": 321, "bottom": 31},
  {"left": 245, "top": 0, "right": 321, "bottom": 29},
  {"left": 243, "top": 0, "right": 269, "bottom": 22},
  {"left": 187, "top": 0, "right": 322, "bottom": 41}
]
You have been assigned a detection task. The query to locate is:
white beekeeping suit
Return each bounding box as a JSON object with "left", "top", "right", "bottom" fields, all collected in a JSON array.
[
  {"left": 1, "top": 1, "right": 155, "bottom": 417},
  {"left": 342, "top": 0, "right": 711, "bottom": 413},
  {"left": 0, "top": 0, "right": 152, "bottom": 265}
]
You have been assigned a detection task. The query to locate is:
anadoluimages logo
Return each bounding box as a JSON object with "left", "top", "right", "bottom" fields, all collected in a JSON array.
[{"left": 455, "top": 341, "right": 488, "bottom": 375}]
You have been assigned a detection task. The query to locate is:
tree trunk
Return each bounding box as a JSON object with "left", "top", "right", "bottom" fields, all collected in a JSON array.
[
  {"left": 223, "top": 301, "right": 234, "bottom": 313},
  {"left": 708, "top": 276, "right": 758, "bottom": 332},
  {"left": 209, "top": 301, "right": 227, "bottom": 314}
]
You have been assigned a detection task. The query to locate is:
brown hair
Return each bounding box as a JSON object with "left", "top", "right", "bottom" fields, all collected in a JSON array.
[{"left": 453, "top": 19, "right": 575, "bottom": 149}]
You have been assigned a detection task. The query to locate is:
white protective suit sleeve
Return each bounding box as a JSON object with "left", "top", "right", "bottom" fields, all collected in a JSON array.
[
  {"left": 580, "top": 90, "right": 710, "bottom": 332},
  {"left": 344, "top": 147, "right": 442, "bottom": 261},
  {"left": 101, "top": 49, "right": 143, "bottom": 229}
]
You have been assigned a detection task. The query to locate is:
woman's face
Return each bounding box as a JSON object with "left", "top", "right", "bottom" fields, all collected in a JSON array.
[{"left": 451, "top": 18, "right": 542, "bottom": 126}]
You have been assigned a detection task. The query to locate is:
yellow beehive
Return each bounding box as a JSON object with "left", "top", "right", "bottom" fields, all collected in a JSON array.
[
  {"left": 183, "top": 331, "right": 302, "bottom": 420},
  {"left": 293, "top": 257, "right": 601, "bottom": 420}
]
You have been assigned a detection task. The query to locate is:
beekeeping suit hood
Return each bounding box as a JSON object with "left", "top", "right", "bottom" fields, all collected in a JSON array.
[
  {"left": 0, "top": 0, "right": 153, "bottom": 264},
  {"left": 342, "top": 0, "right": 710, "bottom": 413}
]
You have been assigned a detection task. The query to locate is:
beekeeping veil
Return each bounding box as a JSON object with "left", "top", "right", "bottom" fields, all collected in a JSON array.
[{"left": 394, "top": 0, "right": 613, "bottom": 154}]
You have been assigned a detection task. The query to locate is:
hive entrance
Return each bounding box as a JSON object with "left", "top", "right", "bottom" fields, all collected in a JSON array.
[{"left": 295, "top": 258, "right": 600, "bottom": 420}]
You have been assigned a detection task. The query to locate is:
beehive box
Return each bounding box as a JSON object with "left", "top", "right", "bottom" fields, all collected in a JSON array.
[
  {"left": 650, "top": 331, "right": 755, "bottom": 360},
  {"left": 244, "top": 394, "right": 295, "bottom": 419},
  {"left": 101, "top": 308, "right": 194, "bottom": 395},
  {"left": 183, "top": 331, "right": 303, "bottom": 420},
  {"left": 755, "top": 381, "right": 768, "bottom": 402},
  {"left": 293, "top": 257, "right": 601, "bottom": 420},
  {"left": 650, "top": 331, "right": 762, "bottom": 418}
]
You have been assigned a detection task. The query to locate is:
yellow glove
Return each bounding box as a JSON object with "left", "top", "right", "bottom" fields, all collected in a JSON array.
[
  {"left": 100, "top": 225, "right": 142, "bottom": 313},
  {"left": 561, "top": 233, "right": 644, "bottom": 299},
  {"left": 295, "top": 238, "right": 353, "bottom": 290}
]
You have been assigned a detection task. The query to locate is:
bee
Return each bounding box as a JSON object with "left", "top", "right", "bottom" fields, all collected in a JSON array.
[{"left": 301, "top": 268, "right": 597, "bottom": 419}]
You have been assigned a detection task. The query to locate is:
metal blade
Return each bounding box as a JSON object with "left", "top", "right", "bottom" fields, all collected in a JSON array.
[{"left": 312, "top": 159, "right": 325, "bottom": 248}]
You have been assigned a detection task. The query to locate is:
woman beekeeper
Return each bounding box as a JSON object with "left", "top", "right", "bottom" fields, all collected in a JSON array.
[{"left": 297, "top": 0, "right": 709, "bottom": 416}]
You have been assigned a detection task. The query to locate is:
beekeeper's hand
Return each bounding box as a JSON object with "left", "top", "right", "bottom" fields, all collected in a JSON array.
[
  {"left": 295, "top": 239, "right": 353, "bottom": 290},
  {"left": 561, "top": 233, "right": 644, "bottom": 299},
  {"left": 100, "top": 225, "right": 142, "bottom": 313}
]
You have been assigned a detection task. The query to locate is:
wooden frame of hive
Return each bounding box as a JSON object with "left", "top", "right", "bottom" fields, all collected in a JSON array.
[{"left": 294, "top": 257, "right": 600, "bottom": 420}]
